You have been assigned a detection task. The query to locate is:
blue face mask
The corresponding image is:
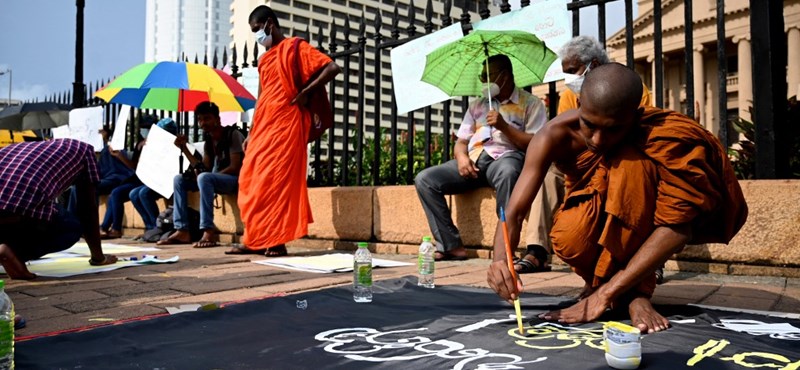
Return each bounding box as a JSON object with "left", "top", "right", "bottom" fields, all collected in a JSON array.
[
  {"left": 140, "top": 128, "right": 150, "bottom": 139},
  {"left": 255, "top": 22, "right": 273, "bottom": 49}
]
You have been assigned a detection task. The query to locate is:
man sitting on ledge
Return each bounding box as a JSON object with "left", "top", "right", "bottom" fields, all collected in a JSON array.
[
  {"left": 487, "top": 64, "right": 747, "bottom": 333},
  {"left": 0, "top": 139, "right": 118, "bottom": 279}
]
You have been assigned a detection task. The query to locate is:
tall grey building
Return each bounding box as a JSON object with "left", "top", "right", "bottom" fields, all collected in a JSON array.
[{"left": 145, "top": 0, "right": 234, "bottom": 63}]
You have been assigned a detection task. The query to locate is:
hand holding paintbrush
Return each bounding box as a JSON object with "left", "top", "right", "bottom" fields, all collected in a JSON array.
[{"left": 500, "top": 207, "right": 525, "bottom": 335}]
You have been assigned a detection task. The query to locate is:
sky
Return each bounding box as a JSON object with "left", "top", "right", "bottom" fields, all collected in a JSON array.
[
  {"left": 0, "top": 0, "right": 146, "bottom": 102},
  {"left": 0, "top": 0, "right": 635, "bottom": 103}
]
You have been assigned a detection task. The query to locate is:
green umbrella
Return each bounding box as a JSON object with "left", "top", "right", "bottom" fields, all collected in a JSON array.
[{"left": 421, "top": 30, "right": 557, "bottom": 97}]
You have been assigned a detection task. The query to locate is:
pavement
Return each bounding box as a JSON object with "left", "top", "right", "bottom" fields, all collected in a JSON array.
[{"left": 7, "top": 238, "right": 800, "bottom": 338}]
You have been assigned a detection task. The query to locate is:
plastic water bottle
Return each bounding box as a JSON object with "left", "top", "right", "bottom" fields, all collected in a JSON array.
[
  {"left": 418, "top": 236, "right": 435, "bottom": 288},
  {"left": 0, "top": 280, "right": 14, "bottom": 370},
  {"left": 353, "top": 242, "right": 373, "bottom": 303}
]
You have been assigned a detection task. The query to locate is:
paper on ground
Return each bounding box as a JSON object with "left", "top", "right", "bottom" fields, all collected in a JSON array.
[
  {"left": 253, "top": 253, "right": 412, "bottom": 273},
  {"left": 390, "top": 23, "right": 464, "bottom": 114},
  {"left": 41, "top": 242, "right": 159, "bottom": 259},
  {"left": 109, "top": 105, "right": 130, "bottom": 150},
  {"left": 0, "top": 255, "right": 179, "bottom": 278},
  {"left": 136, "top": 124, "right": 191, "bottom": 198}
]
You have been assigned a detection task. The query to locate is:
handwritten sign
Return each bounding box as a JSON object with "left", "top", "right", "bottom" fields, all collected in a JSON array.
[
  {"left": 390, "top": 23, "right": 465, "bottom": 115},
  {"left": 240, "top": 67, "right": 259, "bottom": 123},
  {"left": 67, "top": 106, "right": 104, "bottom": 151},
  {"left": 135, "top": 124, "right": 190, "bottom": 198},
  {"left": 109, "top": 105, "right": 130, "bottom": 151},
  {"left": 473, "top": 0, "right": 571, "bottom": 83}
]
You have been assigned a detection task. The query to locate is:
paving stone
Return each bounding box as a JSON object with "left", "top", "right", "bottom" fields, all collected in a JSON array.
[
  {"left": 172, "top": 275, "right": 304, "bottom": 295},
  {"left": 10, "top": 290, "right": 109, "bottom": 309},
  {"left": 699, "top": 295, "right": 779, "bottom": 311},
  {"left": 19, "top": 305, "right": 72, "bottom": 321},
  {"left": 651, "top": 296, "right": 699, "bottom": 306},
  {"left": 771, "top": 295, "right": 800, "bottom": 314},
  {"left": 714, "top": 285, "right": 785, "bottom": 299},
  {"left": 15, "top": 278, "right": 139, "bottom": 297},
  {"left": 653, "top": 283, "right": 719, "bottom": 301},
  {"left": 55, "top": 289, "right": 189, "bottom": 313},
  {"left": 149, "top": 288, "right": 277, "bottom": 308}
]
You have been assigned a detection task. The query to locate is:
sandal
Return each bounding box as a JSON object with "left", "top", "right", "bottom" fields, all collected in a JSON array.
[
  {"left": 193, "top": 239, "right": 220, "bottom": 248},
  {"left": 514, "top": 245, "right": 551, "bottom": 274},
  {"left": 224, "top": 244, "right": 268, "bottom": 255},
  {"left": 264, "top": 245, "right": 288, "bottom": 257},
  {"left": 433, "top": 250, "right": 468, "bottom": 261}
]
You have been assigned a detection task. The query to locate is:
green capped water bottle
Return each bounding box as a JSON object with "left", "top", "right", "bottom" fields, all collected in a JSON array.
[
  {"left": 418, "top": 236, "right": 435, "bottom": 288},
  {"left": 0, "top": 280, "right": 14, "bottom": 369},
  {"left": 353, "top": 242, "right": 373, "bottom": 303}
]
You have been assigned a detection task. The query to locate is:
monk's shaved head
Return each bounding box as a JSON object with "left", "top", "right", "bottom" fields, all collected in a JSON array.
[{"left": 581, "top": 63, "right": 642, "bottom": 116}]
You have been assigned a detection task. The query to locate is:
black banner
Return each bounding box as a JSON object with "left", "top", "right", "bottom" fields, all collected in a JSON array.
[{"left": 17, "top": 277, "right": 800, "bottom": 369}]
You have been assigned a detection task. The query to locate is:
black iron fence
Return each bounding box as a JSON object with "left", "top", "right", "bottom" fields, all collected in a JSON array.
[{"left": 37, "top": 0, "right": 795, "bottom": 181}]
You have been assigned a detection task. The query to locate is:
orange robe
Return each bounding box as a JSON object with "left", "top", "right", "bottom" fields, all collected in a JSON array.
[
  {"left": 238, "top": 37, "right": 332, "bottom": 249},
  {"left": 550, "top": 107, "right": 748, "bottom": 297}
]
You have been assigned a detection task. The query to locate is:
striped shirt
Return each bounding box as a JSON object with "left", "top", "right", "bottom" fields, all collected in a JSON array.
[{"left": 0, "top": 139, "right": 99, "bottom": 221}]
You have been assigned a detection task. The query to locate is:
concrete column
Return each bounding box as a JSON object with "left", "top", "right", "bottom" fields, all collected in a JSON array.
[
  {"left": 647, "top": 55, "right": 657, "bottom": 102},
  {"left": 693, "top": 45, "right": 706, "bottom": 129},
  {"left": 735, "top": 35, "right": 753, "bottom": 121},
  {"left": 787, "top": 27, "right": 800, "bottom": 98}
]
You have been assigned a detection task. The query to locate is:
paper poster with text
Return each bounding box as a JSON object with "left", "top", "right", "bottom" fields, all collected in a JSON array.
[
  {"left": 67, "top": 106, "right": 105, "bottom": 151},
  {"left": 136, "top": 124, "right": 190, "bottom": 199}
]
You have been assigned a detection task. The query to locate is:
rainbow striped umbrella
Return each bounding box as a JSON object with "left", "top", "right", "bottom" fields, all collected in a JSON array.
[{"left": 94, "top": 62, "right": 256, "bottom": 112}]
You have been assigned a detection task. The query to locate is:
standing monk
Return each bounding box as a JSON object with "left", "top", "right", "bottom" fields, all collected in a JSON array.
[
  {"left": 227, "top": 5, "right": 341, "bottom": 256},
  {"left": 487, "top": 64, "right": 747, "bottom": 333}
]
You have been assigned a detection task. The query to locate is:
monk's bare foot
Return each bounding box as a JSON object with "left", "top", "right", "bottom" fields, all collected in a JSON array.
[
  {"left": 540, "top": 289, "right": 610, "bottom": 324},
  {"left": 578, "top": 283, "right": 595, "bottom": 300},
  {"left": 629, "top": 296, "right": 670, "bottom": 334},
  {"left": 0, "top": 243, "right": 36, "bottom": 280}
]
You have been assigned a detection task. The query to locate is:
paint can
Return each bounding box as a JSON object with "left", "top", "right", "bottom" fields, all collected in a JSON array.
[{"left": 603, "top": 321, "right": 642, "bottom": 369}]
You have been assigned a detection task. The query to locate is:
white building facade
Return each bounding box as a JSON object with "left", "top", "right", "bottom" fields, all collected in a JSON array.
[{"left": 145, "top": 0, "right": 234, "bottom": 63}]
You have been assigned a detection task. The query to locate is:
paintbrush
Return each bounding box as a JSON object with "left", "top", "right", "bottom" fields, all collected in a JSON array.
[{"left": 499, "top": 207, "right": 525, "bottom": 335}]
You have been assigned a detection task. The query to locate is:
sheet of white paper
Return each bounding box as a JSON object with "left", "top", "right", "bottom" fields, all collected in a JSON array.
[
  {"left": 166, "top": 304, "right": 203, "bottom": 315},
  {"left": 41, "top": 242, "right": 159, "bottom": 259},
  {"left": 109, "top": 105, "right": 130, "bottom": 150},
  {"left": 192, "top": 141, "right": 205, "bottom": 157},
  {"left": 390, "top": 23, "right": 464, "bottom": 114},
  {"left": 51, "top": 125, "right": 71, "bottom": 139},
  {"left": 135, "top": 125, "right": 191, "bottom": 198},
  {"left": 67, "top": 106, "right": 105, "bottom": 151},
  {"left": 0, "top": 255, "right": 179, "bottom": 278},
  {"left": 472, "top": 0, "right": 571, "bottom": 83},
  {"left": 240, "top": 68, "right": 259, "bottom": 123},
  {"left": 253, "top": 253, "right": 412, "bottom": 274}
]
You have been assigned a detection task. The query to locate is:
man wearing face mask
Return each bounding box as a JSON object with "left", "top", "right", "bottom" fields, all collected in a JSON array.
[
  {"left": 227, "top": 6, "right": 341, "bottom": 257},
  {"left": 415, "top": 54, "right": 547, "bottom": 261},
  {"left": 487, "top": 64, "right": 746, "bottom": 334},
  {"left": 514, "top": 36, "right": 655, "bottom": 275}
]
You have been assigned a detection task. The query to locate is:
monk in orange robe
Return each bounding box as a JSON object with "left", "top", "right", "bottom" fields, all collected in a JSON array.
[
  {"left": 227, "top": 5, "right": 341, "bottom": 256},
  {"left": 487, "top": 63, "right": 747, "bottom": 333}
]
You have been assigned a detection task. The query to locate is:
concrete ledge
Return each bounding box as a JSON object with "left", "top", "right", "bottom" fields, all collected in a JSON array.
[
  {"left": 308, "top": 187, "right": 373, "bottom": 241},
  {"left": 104, "top": 179, "right": 800, "bottom": 274}
]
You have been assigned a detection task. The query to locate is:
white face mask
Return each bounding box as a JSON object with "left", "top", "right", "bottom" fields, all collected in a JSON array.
[
  {"left": 482, "top": 82, "right": 501, "bottom": 101},
  {"left": 564, "top": 63, "right": 593, "bottom": 94},
  {"left": 255, "top": 22, "right": 273, "bottom": 49}
]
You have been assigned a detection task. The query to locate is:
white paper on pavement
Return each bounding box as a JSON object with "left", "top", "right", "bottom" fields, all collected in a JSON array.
[
  {"left": 136, "top": 124, "right": 191, "bottom": 198},
  {"left": 473, "top": 0, "right": 571, "bottom": 83},
  {"left": 192, "top": 141, "right": 205, "bottom": 157},
  {"left": 241, "top": 67, "right": 259, "bottom": 123},
  {"left": 109, "top": 105, "right": 130, "bottom": 150},
  {"left": 67, "top": 106, "right": 105, "bottom": 151},
  {"left": 253, "top": 253, "right": 412, "bottom": 273},
  {"left": 390, "top": 23, "right": 464, "bottom": 115}
]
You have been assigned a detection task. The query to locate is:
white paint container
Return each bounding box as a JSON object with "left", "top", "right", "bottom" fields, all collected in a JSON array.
[{"left": 603, "top": 321, "right": 642, "bottom": 369}]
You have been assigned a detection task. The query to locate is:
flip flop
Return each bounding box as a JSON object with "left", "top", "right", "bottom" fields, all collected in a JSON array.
[
  {"left": 264, "top": 245, "right": 288, "bottom": 257},
  {"left": 224, "top": 245, "right": 267, "bottom": 255},
  {"left": 514, "top": 257, "right": 552, "bottom": 274},
  {"left": 193, "top": 239, "right": 220, "bottom": 248},
  {"left": 156, "top": 238, "right": 191, "bottom": 246},
  {"left": 433, "top": 251, "right": 468, "bottom": 261}
]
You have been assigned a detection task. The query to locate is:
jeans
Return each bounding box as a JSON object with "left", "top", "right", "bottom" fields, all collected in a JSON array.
[
  {"left": 173, "top": 172, "right": 239, "bottom": 231},
  {"left": 129, "top": 185, "right": 162, "bottom": 230},
  {"left": 101, "top": 182, "right": 140, "bottom": 232},
  {"left": 0, "top": 205, "right": 82, "bottom": 262},
  {"left": 414, "top": 150, "right": 525, "bottom": 252}
]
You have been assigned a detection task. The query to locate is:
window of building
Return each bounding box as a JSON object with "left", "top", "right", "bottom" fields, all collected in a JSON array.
[{"left": 295, "top": 1, "right": 310, "bottom": 10}]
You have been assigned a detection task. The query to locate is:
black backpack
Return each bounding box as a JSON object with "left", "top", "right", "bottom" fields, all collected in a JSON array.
[{"left": 141, "top": 206, "right": 202, "bottom": 243}]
